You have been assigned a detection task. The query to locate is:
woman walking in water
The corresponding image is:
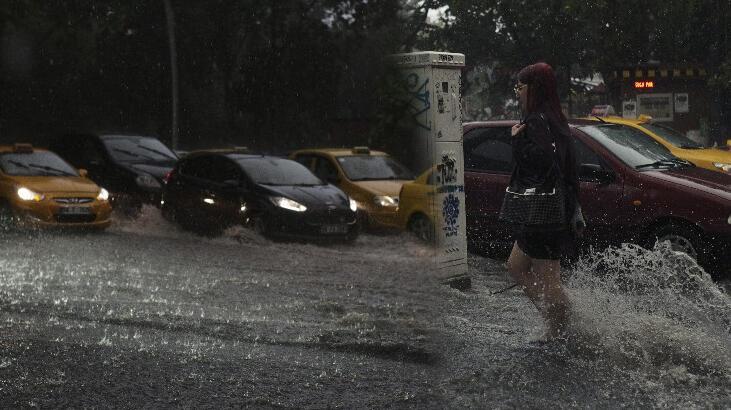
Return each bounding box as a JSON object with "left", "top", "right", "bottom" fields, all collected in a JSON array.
[{"left": 500, "top": 62, "right": 582, "bottom": 341}]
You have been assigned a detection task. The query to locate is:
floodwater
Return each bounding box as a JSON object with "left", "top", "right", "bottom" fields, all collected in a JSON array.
[{"left": 0, "top": 206, "right": 728, "bottom": 407}]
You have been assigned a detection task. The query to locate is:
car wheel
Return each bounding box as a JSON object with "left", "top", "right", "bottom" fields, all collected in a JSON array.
[
  {"left": 652, "top": 223, "right": 702, "bottom": 262},
  {"left": 408, "top": 213, "right": 434, "bottom": 243}
]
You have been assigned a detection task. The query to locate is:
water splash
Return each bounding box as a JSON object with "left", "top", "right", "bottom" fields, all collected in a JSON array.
[{"left": 566, "top": 242, "right": 731, "bottom": 380}]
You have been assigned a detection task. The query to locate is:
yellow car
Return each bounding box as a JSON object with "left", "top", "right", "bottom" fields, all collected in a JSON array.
[
  {"left": 396, "top": 167, "right": 437, "bottom": 241},
  {"left": 589, "top": 116, "right": 731, "bottom": 174},
  {"left": 290, "top": 147, "right": 414, "bottom": 230},
  {"left": 0, "top": 144, "right": 112, "bottom": 229}
]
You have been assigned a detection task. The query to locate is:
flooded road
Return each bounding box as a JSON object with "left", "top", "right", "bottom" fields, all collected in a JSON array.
[{"left": 0, "top": 207, "right": 729, "bottom": 407}]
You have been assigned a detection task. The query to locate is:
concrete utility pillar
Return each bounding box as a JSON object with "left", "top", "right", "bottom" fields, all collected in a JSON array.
[{"left": 391, "top": 51, "right": 469, "bottom": 290}]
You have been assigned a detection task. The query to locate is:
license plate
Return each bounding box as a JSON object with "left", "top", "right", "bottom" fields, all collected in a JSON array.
[
  {"left": 320, "top": 224, "right": 348, "bottom": 234},
  {"left": 58, "top": 206, "right": 92, "bottom": 215}
]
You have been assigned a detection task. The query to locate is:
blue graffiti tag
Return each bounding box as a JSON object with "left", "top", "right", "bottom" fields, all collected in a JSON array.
[
  {"left": 405, "top": 73, "right": 430, "bottom": 130},
  {"left": 442, "top": 193, "right": 460, "bottom": 237}
]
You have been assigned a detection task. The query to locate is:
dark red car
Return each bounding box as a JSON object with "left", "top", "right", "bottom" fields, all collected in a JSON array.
[{"left": 464, "top": 120, "right": 731, "bottom": 276}]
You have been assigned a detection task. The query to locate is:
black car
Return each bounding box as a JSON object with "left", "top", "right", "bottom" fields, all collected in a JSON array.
[
  {"left": 161, "top": 151, "right": 359, "bottom": 241},
  {"left": 50, "top": 133, "right": 178, "bottom": 213}
]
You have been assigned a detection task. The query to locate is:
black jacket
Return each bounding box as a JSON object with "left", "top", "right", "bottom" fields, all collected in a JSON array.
[{"left": 509, "top": 110, "right": 579, "bottom": 200}]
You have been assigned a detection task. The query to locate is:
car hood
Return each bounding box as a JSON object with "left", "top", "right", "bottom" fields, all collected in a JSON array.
[
  {"left": 675, "top": 147, "right": 731, "bottom": 165},
  {"left": 9, "top": 176, "right": 100, "bottom": 194},
  {"left": 259, "top": 184, "right": 350, "bottom": 210},
  {"left": 644, "top": 167, "right": 731, "bottom": 200},
  {"left": 126, "top": 162, "right": 174, "bottom": 180},
  {"left": 350, "top": 180, "right": 412, "bottom": 197}
]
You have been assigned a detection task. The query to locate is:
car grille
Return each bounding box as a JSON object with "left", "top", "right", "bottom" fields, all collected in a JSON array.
[
  {"left": 54, "top": 197, "right": 94, "bottom": 204},
  {"left": 308, "top": 208, "right": 355, "bottom": 225},
  {"left": 55, "top": 214, "right": 97, "bottom": 223}
]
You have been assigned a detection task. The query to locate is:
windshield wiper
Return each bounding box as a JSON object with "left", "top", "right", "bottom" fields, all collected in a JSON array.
[
  {"left": 112, "top": 147, "right": 155, "bottom": 161},
  {"left": 636, "top": 159, "right": 688, "bottom": 170},
  {"left": 27, "top": 163, "right": 75, "bottom": 176},
  {"left": 6, "top": 160, "right": 31, "bottom": 170},
  {"left": 136, "top": 144, "right": 177, "bottom": 160}
]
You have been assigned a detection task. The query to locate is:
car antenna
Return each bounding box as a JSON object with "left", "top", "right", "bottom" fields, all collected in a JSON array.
[{"left": 593, "top": 116, "right": 607, "bottom": 123}]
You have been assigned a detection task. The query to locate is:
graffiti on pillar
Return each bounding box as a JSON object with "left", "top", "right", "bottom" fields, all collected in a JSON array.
[
  {"left": 405, "top": 73, "right": 430, "bottom": 130},
  {"left": 442, "top": 193, "right": 460, "bottom": 237},
  {"left": 436, "top": 154, "right": 457, "bottom": 184}
]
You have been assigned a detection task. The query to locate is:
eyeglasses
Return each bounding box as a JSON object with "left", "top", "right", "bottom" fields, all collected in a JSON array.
[{"left": 513, "top": 84, "right": 527, "bottom": 93}]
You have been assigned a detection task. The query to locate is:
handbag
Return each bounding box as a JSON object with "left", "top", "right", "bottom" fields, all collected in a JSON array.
[
  {"left": 499, "top": 114, "right": 573, "bottom": 228},
  {"left": 498, "top": 172, "right": 567, "bottom": 226}
]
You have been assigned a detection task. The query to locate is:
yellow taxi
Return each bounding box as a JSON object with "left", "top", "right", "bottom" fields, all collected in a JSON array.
[
  {"left": 0, "top": 144, "right": 112, "bottom": 229},
  {"left": 395, "top": 167, "right": 437, "bottom": 241},
  {"left": 588, "top": 115, "right": 731, "bottom": 174},
  {"left": 290, "top": 147, "right": 414, "bottom": 230}
]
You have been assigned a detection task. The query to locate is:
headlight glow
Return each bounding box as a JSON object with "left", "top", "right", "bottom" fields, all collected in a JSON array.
[
  {"left": 713, "top": 162, "right": 731, "bottom": 172},
  {"left": 728, "top": 214, "right": 731, "bottom": 225},
  {"left": 135, "top": 174, "right": 161, "bottom": 189},
  {"left": 269, "top": 196, "right": 307, "bottom": 212},
  {"left": 374, "top": 195, "right": 398, "bottom": 207},
  {"left": 349, "top": 198, "right": 357, "bottom": 212},
  {"left": 17, "top": 187, "right": 43, "bottom": 201},
  {"left": 97, "top": 188, "right": 110, "bottom": 201}
]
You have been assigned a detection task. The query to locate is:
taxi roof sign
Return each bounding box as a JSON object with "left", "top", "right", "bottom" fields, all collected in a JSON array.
[
  {"left": 390, "top": 51, "right": 465, "bottom": 68},
  {"left": 352, "top": 146, "right": 370, "bottom": 154},
  {"left": 13, "top": 143, "right": 34, "bottom": 153},
  {"left": 590, "top": 105, "right": 616, "bottom": 117}
]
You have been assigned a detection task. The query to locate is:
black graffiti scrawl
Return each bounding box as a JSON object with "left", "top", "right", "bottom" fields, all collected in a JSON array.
[{"left": 436, "top": 154, "right": 457, "bottom": 184}]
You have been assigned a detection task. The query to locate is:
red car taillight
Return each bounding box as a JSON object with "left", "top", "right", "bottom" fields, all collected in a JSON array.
[{"left": 163, "top": 170, "right": 175, "bottom": 184}]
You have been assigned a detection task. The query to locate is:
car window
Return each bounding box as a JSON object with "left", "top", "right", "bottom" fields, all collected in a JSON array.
[
  {"left": 464, "top": 127, "right": 513, "bottom": 172},
  {"left": 180, "top": 156, "right": 215, "bottom": 180},
  {"left": 0, "top": 151, "right": 79, "bottom": 176},
  {"left": 207, "top": 158, "right": 241, "bottom": 183},
  {"left": 336, "top": 155, "right": 414, "bottom": 181},
  {"left": 313, "top": 156, "right": 339, "bottom": 181},
  {"left": 641, "top": 123, "right": 703, "bottom": 149},
  {"left": 578, "top": 124, "right": 677, "bottom": 169},
  {"left": 235, "top": 157, "right": 324, "bottom": 186},
  {"left": 293, "top": 154, "right": 316, "bottom": 169},
  {"left": 572, "top": 138, "right": 609, "bottom": 181},
  {"left": 102, "top": 136, "right": 177, "bottom": 163}
]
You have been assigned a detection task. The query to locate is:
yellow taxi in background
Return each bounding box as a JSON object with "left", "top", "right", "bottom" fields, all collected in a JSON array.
[
  {"left": 588, "top": 116, "right": 731, "bottom": 174},
  {"left": 0, "top": 144, "right": 112, "bottom": 229},
  {"left": 395, "top": 167, "right": 436, "bottom": 241},
  {"left": 290, "top": 147, "right": 414, "bottom": 230}
]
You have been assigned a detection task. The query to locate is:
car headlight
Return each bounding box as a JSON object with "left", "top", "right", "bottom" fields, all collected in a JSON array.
[
  {"left": 713, "top": 162, "right": 731, "bottom": 172},
  {"left": 374, "top": 195, "right": 398, "bottom": 207},
  {"left": 17, "top": 187, "right": 44, "bottom": 202},
  {"left": 135, "top": 174, "right": 161, "bottom": 189},
  {"left": 349, "top": 198, "right": 357, "bottom": 212},
  {"left": 269, "top": 196, "right": 307, "bottom": 212},
  {"left": 97, "top": 188, "right": 110, "bottom": 201}
]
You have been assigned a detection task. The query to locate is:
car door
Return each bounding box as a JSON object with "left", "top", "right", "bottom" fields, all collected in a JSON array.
[
  {"left": 571, "top": 132, "right": 625, "bottom": 245},
  {"left": 463, "top": 125, "right": 514, "bottom": 242},
  {"left": 205, "top": 158, "right": 246, "bottom": 228},
  {"left": 174, "top": 155, "right": 216, "bottom": 224}
]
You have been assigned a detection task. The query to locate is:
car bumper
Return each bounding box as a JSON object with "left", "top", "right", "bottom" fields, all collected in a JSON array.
[
  {"left": 13, "top": 200, "right": 113, "bottom": 229},
  {"left": 361, "top": 208, "right": 401, "bottom": 230},
  {"left": 263, "top": 209, "right": 359, "bottom": 241}
]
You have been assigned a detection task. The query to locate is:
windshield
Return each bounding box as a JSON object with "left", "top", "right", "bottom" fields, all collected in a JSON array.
[
  {"left": 0, "top": 151, "right": 79, "bottom": 176},
  {"left": 102, "top": 136, "right": 178, "bottom": 163},
  {"left": 236, "top": 157, "right": 324, "bottom": 186},
  {"left": 578, "top": 124, "right": 680, "bottom": 169},
  {"left": 337, "top": 155, "right": 414, "bottom": 181},
  {"left": 641, "top": 123, "right": 703, "bottom": 149}
]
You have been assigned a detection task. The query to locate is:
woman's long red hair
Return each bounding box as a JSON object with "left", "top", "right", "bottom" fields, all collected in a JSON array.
[{"left": 518, "top": 62, "right": 566, "bottom": 123}]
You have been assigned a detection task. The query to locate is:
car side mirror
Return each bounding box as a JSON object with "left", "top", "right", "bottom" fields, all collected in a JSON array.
[
  {"left": 580, "top": 163, "right": 614, "bottom": 184},
  {"left": 78, "top": 168, "right": 88, "bottom": 178}
]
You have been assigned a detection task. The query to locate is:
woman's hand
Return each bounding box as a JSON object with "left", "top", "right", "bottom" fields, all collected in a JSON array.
[{"left": 511, "top": 123, "right": 526, "bottom": 137}]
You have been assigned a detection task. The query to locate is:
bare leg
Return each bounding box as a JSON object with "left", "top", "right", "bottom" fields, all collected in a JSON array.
[
  {"left": 506, "top": 242, "right": 544, "bottom": 316},
  {"left": 532, "top": 258, "right": 570, "bottom": 338}
]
